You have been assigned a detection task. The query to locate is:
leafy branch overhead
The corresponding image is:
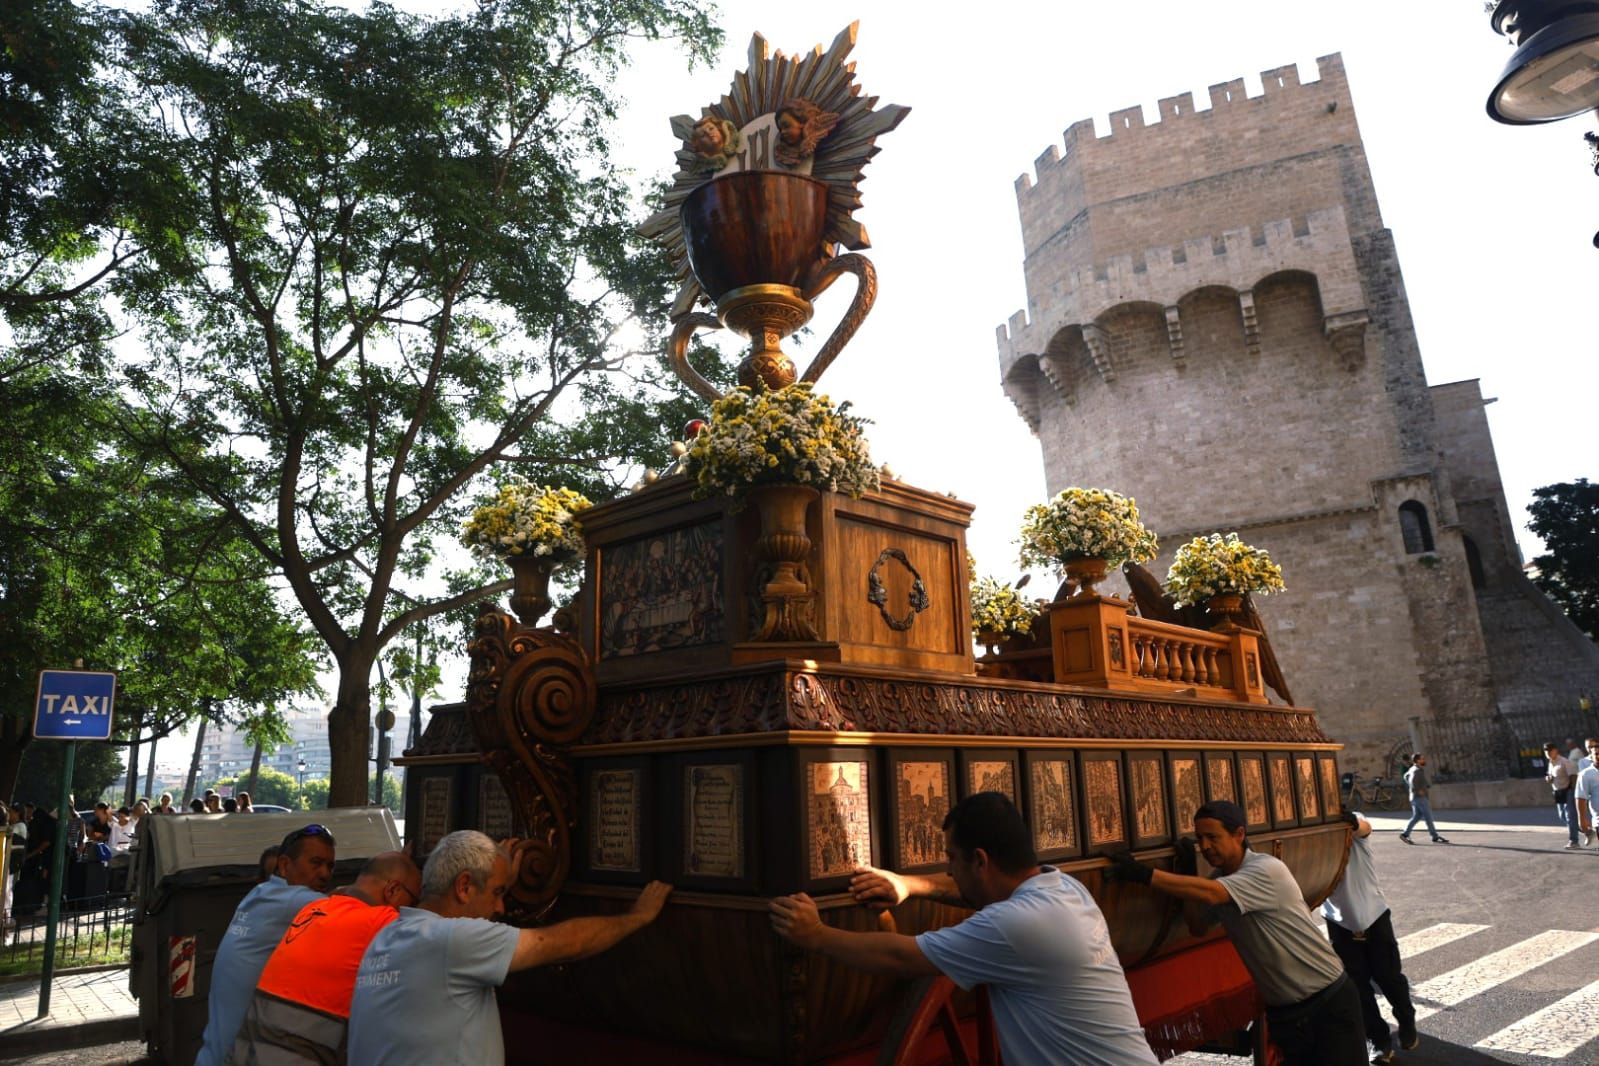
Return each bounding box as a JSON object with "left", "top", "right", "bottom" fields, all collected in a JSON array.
[{"left": 2, "top": 0, "right": 727, "bottom": 805}]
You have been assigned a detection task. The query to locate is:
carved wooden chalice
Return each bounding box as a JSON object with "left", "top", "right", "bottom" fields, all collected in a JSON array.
[{"left": 669, "top": 170, "right": 875, "bottom": 400}]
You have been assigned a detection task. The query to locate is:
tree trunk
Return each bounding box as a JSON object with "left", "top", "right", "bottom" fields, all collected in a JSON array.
[
  {"left": 247, "top": 740, "right": 263, "bottom": 798},
  {"left": 0, "top": 715, "right": 31, "bottom": 803},
  {"left": 143, "top": 737, "right": 158, "bottom": 801},
  {"left": 124, "top": 709, "right": 143, "bottom": 809},
  {"left": 327, "top": 656, "right": 375, "bottom": 808},
  {"left": 183, "top": 718, "right": 206, "bottom": 807}
]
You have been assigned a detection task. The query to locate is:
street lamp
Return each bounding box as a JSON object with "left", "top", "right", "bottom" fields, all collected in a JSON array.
[
  {"left": 1487, "top": 1, "right": 1599, "bottom": 124},
  {"left": 297, "top": 757, "right": 307, "bottom": 807}
]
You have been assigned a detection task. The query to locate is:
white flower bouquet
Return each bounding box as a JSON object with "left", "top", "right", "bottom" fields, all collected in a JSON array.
[
  {"left": 1165, "top": 532, "right": 1286, "bottom": 607},
  {"left": 462, "top": 481, "right": 592, "bottom": 562},
  {"left": 1017, "top": 487, "right": 1158, "bottom": 571}
]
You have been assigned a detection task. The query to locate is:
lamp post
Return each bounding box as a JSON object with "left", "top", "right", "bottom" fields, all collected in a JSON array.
[
  {"left": 1486, "top": 2, "right": 1599, "bottom": 241},
  {"left": 297, "top": 757, "right": 307, "bottom": 808}
]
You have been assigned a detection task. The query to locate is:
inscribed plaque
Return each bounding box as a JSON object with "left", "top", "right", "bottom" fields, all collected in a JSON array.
[
  {"left": 1295, "top": 756, "right": 1320, "bottom": 821},
  {"left": 1269, "top": 754, "right": 1296, "bottom": 824},
  {"left": 1206, "top": 754, "right": 1237, "bottom": 804},
  {"left": 1240, "top": 757, "right": 1269, "bottom": 827},
  {"left": 1085, "top": 759, "right": 1124, "bottom": 846},
  {"left": 1029, "top": 759, "right": 1076, "bottom": 852},
  {"left": 895, "top": 761, "right": 950, "bottom": 868},
  {"left": 808, "top": 761, "right": 871, "bottom": 879},
  {"left": 1171, "top": 757, "right": 1204, "bottom": 836},
  {"left": 967, "top": 760, "right": 1016, "bottom": 802},
  {"left": 590, "top": 769, "right": 642, "bottom": 872},
  {"left": 420, "top": 778, "right": 451, "bottom": 855},
  {"left": 1319, "top": 758, "right": 1342, "bottom": 816},
  {"left": 599, "top": 523, "right": 725, "bottom": 658},
  {"left": 684, "top": 764, "right": 743, "bottom": 878},
  {"left": 1130, "top": 756, "right": 1167, "bottom": 841},
  {"left": 479, "top": 774, "right": 513, "bottom": 840}
]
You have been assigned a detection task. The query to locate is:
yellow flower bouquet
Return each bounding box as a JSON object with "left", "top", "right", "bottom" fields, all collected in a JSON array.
[
  {"left": 1017, "top": 487, "right": 1158, "bottom": 571},
  {"left": 1165, "top": 532, "right": 1286, "bottom": 607},
  {"left": 462, "top": 481, "right": 592, "bottom": 562},
  {"left": 683, "top": 383, "right": 880, "bottom": 503},
  {"left": 970, "top": 576, "right": 1041, "bottom": 639}
]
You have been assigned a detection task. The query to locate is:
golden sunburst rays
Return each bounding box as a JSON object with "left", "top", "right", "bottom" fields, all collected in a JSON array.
[{"left": 640, "top": 22, "right": 910, "bottom": 320}]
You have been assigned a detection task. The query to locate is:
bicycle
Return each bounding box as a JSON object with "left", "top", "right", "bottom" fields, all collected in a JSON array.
[{"left": 1344, "top": 773, "right": 1406, "bottom": 812}]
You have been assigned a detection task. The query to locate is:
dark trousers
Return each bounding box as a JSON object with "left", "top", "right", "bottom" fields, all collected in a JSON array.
[
  {"left": 1327, "top": 909, "right": 1415, "bottom": 1051},
  {"left": 1265, "top": 973, "right": 1367, "bottom": 1065}
]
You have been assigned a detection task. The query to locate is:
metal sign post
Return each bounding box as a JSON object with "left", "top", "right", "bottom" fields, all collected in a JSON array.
[{"left": 32, "top": 669, "right": 116, "bottom": 1018}]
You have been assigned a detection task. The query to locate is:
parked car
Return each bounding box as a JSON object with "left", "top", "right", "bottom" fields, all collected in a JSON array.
[{"left": 249, "top": 804, "right": 293, "bottom": 814}]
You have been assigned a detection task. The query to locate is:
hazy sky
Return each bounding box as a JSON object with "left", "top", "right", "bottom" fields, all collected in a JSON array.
[{"left": 607, "top": 1, "right": 1595, "bottom": 581}]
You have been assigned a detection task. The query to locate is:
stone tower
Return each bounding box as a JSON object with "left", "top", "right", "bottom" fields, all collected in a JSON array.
[{"left": 996, "top": 54, "right": 1599, "bottom": 773}]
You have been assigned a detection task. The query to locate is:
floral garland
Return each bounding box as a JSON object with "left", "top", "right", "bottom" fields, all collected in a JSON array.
[
  {"left": 683, "top": 383, "right": 880, "bottom": 502},
  {"left": 462, "top": 481, "right": 592, "bottom": 562},
  {"left": 1017, "top": 487, "right": 1158, "bottom": 571},
  {"left": 1165, "top": 532, "right": 1286, "bottom": 607},
  {"left": 970, "top": 576, "right": 1040, "bottom": 638}
]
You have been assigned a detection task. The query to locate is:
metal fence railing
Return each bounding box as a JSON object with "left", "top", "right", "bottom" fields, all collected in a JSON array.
[
  {"left": 0, "top": 893, "right": 134, "bottom": 976},
  {"left": 1414, "top": 707, "right": 1599, "bottom": 783}
]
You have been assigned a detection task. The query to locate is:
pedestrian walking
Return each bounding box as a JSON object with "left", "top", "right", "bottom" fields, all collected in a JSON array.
[
  {"left": 1575, "top": 745, "right": 1599, "bottom": 855},
  {"left": 1399, "top": 754, "right": 1450, "bottom": 845},
  {"left": 1544, "top": 742, "right": 1581, "bottom": 850},
  {"left": 1323, "top": 811, "right": 1420, "bottom": 1063}
]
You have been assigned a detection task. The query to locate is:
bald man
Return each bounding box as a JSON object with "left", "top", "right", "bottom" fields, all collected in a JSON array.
[{"left": 227, "top": 852, "right": 422, "bottom": 1066}]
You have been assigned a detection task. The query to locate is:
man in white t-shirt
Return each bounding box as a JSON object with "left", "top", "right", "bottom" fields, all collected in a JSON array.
[
  {"left": 346, "top": 830, "right": 671, "bottom": 1066},
  {"left": 1322, "top": 811, "right": 1419, "bottom": 1063},
  {"left": 1110, "top": 800, "right": 1364, "bottom": 1065},
  {"left": 769, "top": 791, "right": 1157, "bottom": 1066},
  {"left": 1545, "top": 742, "right": 1581, "bottom": 849}
]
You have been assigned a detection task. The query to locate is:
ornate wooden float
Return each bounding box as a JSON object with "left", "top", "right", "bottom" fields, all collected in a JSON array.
[{"left": 394, "top": 25, "right": 1352, "bottom": 1064}]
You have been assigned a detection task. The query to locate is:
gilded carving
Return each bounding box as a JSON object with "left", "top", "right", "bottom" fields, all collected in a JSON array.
[
  {"left": 687, "top": 115, "right": 741, "bottom": 172},
  {"left": 1108, "top": 628, "right": 1126, "bottom": 669},
  {"left": 1085, "top": 758, "right": 1125, "bottom": 846},
  {"left": 1206, "top": 754, "right": 1237, "bottom": 804},
  {"left": 1319, "top": 758, "right": 1342, "bottom": 816},
  {"left": 967, "top": 760, "right": 1016, "bottom": 801},
  {"left": 1269, "top": 753, "right": 1296, "bottom": 824},
  {"left": 1171, "top": 757, "right": 1204, "bottom": 836},
  {"left": 1240, "top": 757, "right": 1269, "bottom": 827},
  {"left": 1295, "top": 755, "right": 1320, "bottom": 820},
  {"left": 1130, "top": 756, "right": 1167, "bottom": 842},
  {"left": 894, "top": 761, "right": 949, "bottom": 868},
  {"left": 773, "top": 98, "right": 840, "bottom": 168}
]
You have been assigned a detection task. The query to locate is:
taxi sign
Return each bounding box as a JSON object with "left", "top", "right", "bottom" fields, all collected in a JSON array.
[{"left": 33, "top": 669, "right": 117, "bottom": 741}]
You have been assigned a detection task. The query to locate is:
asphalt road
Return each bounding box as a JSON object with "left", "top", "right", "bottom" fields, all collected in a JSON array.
[{"left": 16, "top": 807, "right": 1596, "bottom": 1065}]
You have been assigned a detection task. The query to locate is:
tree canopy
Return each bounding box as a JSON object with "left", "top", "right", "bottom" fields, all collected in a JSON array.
[
  {"left": 1528, "top": 478, "right": 1599, "bottom": 642},
  {"left": 4, "top": 0, "right": 727, "bottom": 805}
]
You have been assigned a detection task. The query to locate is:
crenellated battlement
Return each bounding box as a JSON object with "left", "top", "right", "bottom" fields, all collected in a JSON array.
[{"left": 1015, "top": 54, "right": 1351, "bottom": 203}]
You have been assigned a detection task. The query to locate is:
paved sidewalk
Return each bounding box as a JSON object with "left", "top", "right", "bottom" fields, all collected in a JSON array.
[{"left": 0, "top": 969, "right": 138, "bottom": 1061}]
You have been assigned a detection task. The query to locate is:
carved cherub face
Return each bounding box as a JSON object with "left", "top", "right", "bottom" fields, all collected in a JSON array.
[
  {"left": 776, "top": 109, "right": 804, "bottom": 146},
  {"left": 690, "top": 116, "right": 726, "bottom": 156}
]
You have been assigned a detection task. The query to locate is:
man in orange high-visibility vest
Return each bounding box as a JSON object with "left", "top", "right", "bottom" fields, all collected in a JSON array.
[{"left": 227, "top": 852, "right": 422, "bottom": 1066}]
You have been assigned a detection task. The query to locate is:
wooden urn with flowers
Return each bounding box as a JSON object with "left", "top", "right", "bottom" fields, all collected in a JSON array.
[{"left": 418, "top": 24, "right": 1354, "bottom": 1066}]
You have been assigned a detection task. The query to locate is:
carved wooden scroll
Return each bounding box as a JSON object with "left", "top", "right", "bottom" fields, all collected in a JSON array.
[{"left": 466, "top": 606, "right": 597, "bottom": 922}]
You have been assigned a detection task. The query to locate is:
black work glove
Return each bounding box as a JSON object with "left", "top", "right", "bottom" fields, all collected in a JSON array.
[
  {"left": 1173, "top": 836, "right": 1198, "bottom": 876},
  {"left": 1106, "top": 850, "right": 1153, "bottom": 886},
  {"left": 1339, "top": 811, "right": 1360, "bottom": 828}
]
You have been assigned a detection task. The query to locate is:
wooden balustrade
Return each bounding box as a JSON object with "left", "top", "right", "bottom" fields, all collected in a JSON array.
[{"left": 1043, "top": 595, "right": 1269, "bottom": 704}]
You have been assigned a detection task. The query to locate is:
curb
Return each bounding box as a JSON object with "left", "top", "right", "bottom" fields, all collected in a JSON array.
[{"left": 0, "top": 1014, "right": 140, "bottom": 1061}]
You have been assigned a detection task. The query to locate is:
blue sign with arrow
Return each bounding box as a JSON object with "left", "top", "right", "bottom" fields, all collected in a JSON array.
[{"left": 33, "top": 670, "right": 117, "bottom": 742}]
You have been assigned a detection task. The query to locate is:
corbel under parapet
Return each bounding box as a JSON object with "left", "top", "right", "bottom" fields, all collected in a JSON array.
[
  {"left": 1164, "top": 306, "right": 1185, "bottom": 367},
  {"left": 1037, "top": 352, "right": 1075, "bottom": 406},
  {"left": 1081, "top": 323, "right": 1116, "bottom": 384},
  {"left": 1238, "top": 290, "right": 1261, "bottom": 355},
  {"left": 1323, "top": 310, "right": 1370, "bottom": 371}
]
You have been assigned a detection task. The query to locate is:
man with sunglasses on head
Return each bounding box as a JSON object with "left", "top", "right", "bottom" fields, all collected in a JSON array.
[
  {"left": 196, "top": 824, "right": 336, "bottom": 1066},
  {"left": 348, "top": 830, "right": 672, "bottom": 1066},
  {"left": 227, "top": 851, "right": 422, "bottom": 1065}
]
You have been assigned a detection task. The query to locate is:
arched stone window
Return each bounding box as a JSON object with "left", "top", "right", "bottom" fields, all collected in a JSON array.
[
  {"left": 1398, "top": 501, "right": 1435, "bottom": 555},
  {"left": 1462, "top": 534, "right": 1487, "bottom": 589}
]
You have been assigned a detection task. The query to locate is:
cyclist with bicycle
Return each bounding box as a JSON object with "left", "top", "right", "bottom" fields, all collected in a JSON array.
[{"left": 1399, "top": 754, "right": 1450, "bottom": 845}]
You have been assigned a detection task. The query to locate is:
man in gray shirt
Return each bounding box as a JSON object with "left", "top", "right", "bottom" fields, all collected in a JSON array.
[
  {"left": 1110, "top": 800, "right": 1365, "bottom": 1065},
  {"left": 1400, "top": 753, "right": 1449, "bottom": 845},
  {"left": 346, "top": 830, "right": 671, "bottom": 1065}
]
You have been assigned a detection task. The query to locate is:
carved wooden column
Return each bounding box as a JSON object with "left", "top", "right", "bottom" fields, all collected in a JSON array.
[
  {"left": 1217, "top": 624, "right": 1270, "bottom": 704},
  {"left": 466, "top": 606, "right": 597, "bottom": 921},
  {"left": 1047, "top": 595, "right": 1136, "bottom": 689}
]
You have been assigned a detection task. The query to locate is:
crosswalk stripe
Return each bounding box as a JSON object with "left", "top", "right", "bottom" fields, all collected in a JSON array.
[
  {"left": 1411, "top": 930, "right": 1599, "bottom": 1007},
  {"left": 1395, "top": 922, "right": 1490, "bottom": 959},
  {"left": 1474, "top": 977, "right": 1599, "bottom": 1058}
]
